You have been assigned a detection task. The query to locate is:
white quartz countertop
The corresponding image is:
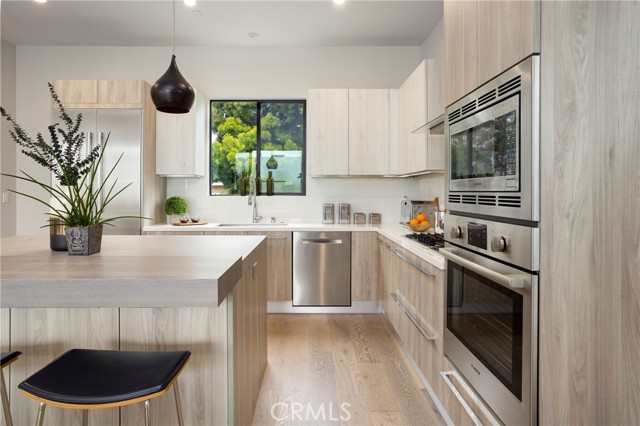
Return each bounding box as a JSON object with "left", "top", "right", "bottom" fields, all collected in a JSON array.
[
  {"left": 0, "top": 235, "right": 265, "bottom": 308},
  {"left": 143, "top": 222, "right": 445, "bottom": 270}
]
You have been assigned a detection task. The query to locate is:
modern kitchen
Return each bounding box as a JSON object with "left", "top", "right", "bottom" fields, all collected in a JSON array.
[{"left": 0, "top": 1, "right": 638, "bottom": 426}]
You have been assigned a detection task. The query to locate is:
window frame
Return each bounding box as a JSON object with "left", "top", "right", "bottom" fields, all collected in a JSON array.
[{"left": 209, "top": 99, "right": 307, "bottom": 196}]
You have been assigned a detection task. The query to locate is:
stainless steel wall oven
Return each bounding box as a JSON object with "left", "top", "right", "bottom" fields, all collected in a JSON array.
[{"left": 443, "top": 56, "right": 540, "bottom": 426}]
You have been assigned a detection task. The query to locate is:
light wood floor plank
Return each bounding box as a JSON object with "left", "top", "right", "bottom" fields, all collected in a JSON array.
[{"left": 252, "top": 314, "right": 442, "bottom": 426}]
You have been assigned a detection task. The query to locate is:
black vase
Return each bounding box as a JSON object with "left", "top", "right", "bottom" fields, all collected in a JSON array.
[{"left": 151, "top": 55, "right": 195, "bottom": 114}]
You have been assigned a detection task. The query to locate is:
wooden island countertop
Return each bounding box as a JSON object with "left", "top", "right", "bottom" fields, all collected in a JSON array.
[{"left": 0, "top": 234, "right": 264, "bottom": 308}]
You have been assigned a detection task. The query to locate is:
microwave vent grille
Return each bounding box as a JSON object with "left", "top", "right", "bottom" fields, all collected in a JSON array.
[
  {"left": 498, "top": 195, "right": 522, "bottom": 208},
  {"left": 478, "top": 89, "right": 497, "bottom": 107},
  {"left": 461, "top": 100, "right": 476, "bottom": 115},
  {"left": 498, "top": 75, "right": 522, "bottom": 96},
  {"left": 478, "top": 195, "right": 497, "bottom": 206},
  {"left": 448, "top": 110, "right": 461, "bottom": 121},
  {"left": 462, "top": 195, "right": 477, "bottom": 204},
  {"left": 448, "top": 194, "right": 461, "bottom": 204}
]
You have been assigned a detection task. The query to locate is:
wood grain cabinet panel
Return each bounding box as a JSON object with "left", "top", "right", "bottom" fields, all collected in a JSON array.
[
  {"left": 351, "top": 232, "right": 379, "bottom": 301},
  {"left": 426, "top": 59, "right": 444, "bottom": 124},
  {"left": 444, "top": 0, "right": 478, "bottom": 106},
  {"left": 348, "top": 89, "right": 390, "bottom": 175},
  {"left": 9, "top": 308, "right": 119, "bottom": 426},
  {"left": 52, "top": 80, "right": 98, "bottom": 105},
  {"left": 97, "top": 80, "right": 143, "bottom": 105},
  {"left": 246, "top": 231, "right": 292, "bottom": 301},
  {"left": 307, "top": 89, "right": 349, "bottom": 176},
  {"left": 477, "top": 0, "right": 539, "bottom": 86},
  {"left": 156, "top": 91, "right": 206, "bottom": 177}
]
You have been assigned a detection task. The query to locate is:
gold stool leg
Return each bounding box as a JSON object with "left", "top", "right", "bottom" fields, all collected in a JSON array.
[
  {"left": 35, "top": 402, "right": 46, "bottom": 426},
  {"left": 144, "top": 400, "right": 150, "bottom": 426},
  {"left": 173, "top": 380, "right": 184, "bottom": 426},
  {"left": 82, "top": 409, "right": 89, "bottom": 426},
  {"left": 1, "top": 370, "right": 13, "bottom": 426}
]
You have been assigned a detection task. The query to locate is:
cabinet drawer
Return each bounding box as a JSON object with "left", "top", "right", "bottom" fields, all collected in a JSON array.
[{"left": 439, "top": 358, "right": 501, "bottom": 426}]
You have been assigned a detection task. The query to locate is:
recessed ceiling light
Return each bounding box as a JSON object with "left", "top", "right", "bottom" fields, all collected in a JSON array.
[
  {"left": 184, "top": 0, "right": 197, "bottom": 7},
  {"left": 34, "top": 0, "right": 47, "bottom": 3},
  {"left": 333, "top": 0, "right": 345, "bottom": 4},
  {"left": 248, "top": 32, "right": 261, "bottom": 39}
]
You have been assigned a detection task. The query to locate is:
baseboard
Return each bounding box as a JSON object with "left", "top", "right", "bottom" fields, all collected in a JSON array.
[{"left": 267, "top": 301, "right": 381, "bottom": 314}]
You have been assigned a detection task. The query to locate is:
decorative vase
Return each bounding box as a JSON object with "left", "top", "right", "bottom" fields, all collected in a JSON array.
[
  {"left": 65, "top": 225, "right": 103, "bottom": 256},
  {"left": 49, "top": 216, "right": 67, "bottom": 252}
]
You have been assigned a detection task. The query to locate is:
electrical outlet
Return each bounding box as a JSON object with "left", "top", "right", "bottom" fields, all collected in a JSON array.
[{"left": 1, "top": 191, "right": 9, "bottom": 203}]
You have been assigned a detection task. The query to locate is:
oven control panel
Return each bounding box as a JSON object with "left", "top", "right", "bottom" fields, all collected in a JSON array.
[{"left": 443, "top": 213, "right": 539, "bottom": 271}]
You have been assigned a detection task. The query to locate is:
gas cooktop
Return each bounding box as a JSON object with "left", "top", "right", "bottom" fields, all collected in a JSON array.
[{"left": 404, "top": 232, "right": 445, "bottom": 251}]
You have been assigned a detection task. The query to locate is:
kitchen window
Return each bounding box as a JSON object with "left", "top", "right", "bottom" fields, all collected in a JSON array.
[{"left": 210, "top": 100, "right": 306, "bottom": 195}]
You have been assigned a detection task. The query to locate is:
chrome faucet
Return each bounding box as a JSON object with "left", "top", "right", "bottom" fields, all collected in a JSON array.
[{"left": 248, "top": 174, "right": 262, "bottom": 223}]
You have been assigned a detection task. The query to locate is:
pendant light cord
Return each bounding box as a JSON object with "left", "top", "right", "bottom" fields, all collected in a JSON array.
[{"left": 172, "top": 0, "right": 176, "bottom": 55}]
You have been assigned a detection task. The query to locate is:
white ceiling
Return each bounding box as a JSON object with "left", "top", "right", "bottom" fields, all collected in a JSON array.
[{"left": 1, "top": 0, "right": 443, "bottom": 47}]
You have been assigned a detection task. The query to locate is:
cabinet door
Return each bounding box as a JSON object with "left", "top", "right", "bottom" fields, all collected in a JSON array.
[
  {"left": 156, "top": 91, "right": 206, "bottom": 177},
  {"left": 97, "top": 80, "right": 143, "bottom": 105},
  {"left": 426, "top": 59, "right": 444, "bottom": 123},
  {"left": 246, "top": 231, "right": 292, "bottom": 301},
  {"left": 307, "top": 89, "right": 349, "bottom": 175},
  {"left": 348, "top": 89, "right": 390, "bottom": 175},
  {"left": 477, "top": 0, "right": 539, "bottom": 85},
  {"left": 351, "top": 232, "right": 379, "bottom": 301},
  {"left": 426, "top": 130, "right": 445, "bottom": 171},
  {"left": 444, "top": 0, "right": 478, "bottom": 106},
  {"left": 407, "top": 61, "right": 428, "bottom": 132},
  {"left": 388, "top": 89, "right": 400, "bottom": 175},
  {"left": 398, "top": 79, "right": 428, "bottom": 174},
  {"left": 52, "top": 80, "right": 98, "bottom": 105}
]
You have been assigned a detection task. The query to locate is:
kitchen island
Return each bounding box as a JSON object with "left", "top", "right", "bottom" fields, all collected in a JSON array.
[{"left": 0, "top": 235, "right": 267, "bottom": 426}]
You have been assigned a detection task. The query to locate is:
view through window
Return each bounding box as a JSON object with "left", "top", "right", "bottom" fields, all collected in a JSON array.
[{"left": 210, "top": 100, "right": 306, "bottom": 195}]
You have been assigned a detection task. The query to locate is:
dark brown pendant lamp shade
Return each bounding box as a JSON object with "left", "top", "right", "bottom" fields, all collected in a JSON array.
[
  {"left": 151, "top": 55, "right": 195, "bottom": 114},
  {"left": 151, "top": 0, "right": 195, "bottom": 114}
]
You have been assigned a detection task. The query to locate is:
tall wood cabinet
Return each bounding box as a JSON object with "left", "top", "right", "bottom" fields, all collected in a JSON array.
[
  {"left": 444, "top": 0, "right": 539, "bottom": 106},
  {"left": 156, "top": 90, "right": 207, "bottom": 177},
  {"left": 348, "top": 89, "right": 390, "bottom": 175}
]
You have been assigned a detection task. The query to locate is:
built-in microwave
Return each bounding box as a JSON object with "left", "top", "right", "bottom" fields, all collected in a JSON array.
[{"left": 445, "top": 55, "right": 540, "bottom": 224}]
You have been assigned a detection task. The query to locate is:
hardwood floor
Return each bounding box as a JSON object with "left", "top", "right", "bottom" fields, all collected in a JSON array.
[{"left": 252, "top": 314, "right": 443, "bottom": 426}]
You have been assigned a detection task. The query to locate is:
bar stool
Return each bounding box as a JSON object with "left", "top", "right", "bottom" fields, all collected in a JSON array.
[
  {"left": 18, "top": 349, "right": 190, "bottom": 426},
  {"left": 1, "top": 351, "right": 22, "bottom": 426}
]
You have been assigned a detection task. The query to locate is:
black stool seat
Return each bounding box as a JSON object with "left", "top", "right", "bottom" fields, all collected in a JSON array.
[
  {"left": 1, "top": 351, "right": 21, "bottom": 368},
  {"left": 19, "top": 349, "right": 190, "bottom": 406}
]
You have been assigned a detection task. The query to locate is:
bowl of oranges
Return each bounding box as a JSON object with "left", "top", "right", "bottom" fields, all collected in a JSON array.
[{"left": 407, "top": 213, "right": 432, "bottom": 232}]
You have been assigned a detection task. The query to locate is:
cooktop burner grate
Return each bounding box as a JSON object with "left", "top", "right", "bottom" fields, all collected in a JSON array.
[{"left": 404, "top": 233, "right": 445, "bottom": 251}]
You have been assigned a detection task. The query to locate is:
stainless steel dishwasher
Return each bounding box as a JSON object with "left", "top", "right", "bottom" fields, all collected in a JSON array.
[{"left": 293, "top": 231, "right": 351, "bottom": 306}]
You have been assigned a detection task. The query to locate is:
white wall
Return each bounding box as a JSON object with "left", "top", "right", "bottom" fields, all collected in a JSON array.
[
  {"left": 14, "top": 45, "right": 425, "bottom": 233},
  {"left": 1, "top": 39, "right": 17, "bottom": 237}
]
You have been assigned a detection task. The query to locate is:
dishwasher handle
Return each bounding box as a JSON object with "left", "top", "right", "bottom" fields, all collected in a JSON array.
[{"left": 301, "top": 239, "right": 343, "bottom": 245}]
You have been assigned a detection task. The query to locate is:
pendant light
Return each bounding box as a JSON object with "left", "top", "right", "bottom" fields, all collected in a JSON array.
[{"left": 151, "top": 0, "right": 195, "bottom": 114}]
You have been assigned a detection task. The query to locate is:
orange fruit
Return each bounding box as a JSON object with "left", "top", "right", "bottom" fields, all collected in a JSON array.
[
  {"left": 416, "top": 213, "right": 427, "bottom": 222},
  {"left": 409, "top": 219, "right": 420, "bottom": 225},
  {"left": 420, "top": 220, "right": 429, "bottom": 225}
]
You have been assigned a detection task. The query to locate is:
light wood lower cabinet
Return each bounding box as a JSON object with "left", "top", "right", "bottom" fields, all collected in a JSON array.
[
  {"left": 246, "top": 231, "right": 292, "bottom": 301},
  {"left": 351, "top": 232, "right": 379, "bottom": 301}
]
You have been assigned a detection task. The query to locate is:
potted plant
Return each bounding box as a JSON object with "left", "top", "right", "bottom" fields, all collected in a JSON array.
[
  {"left": 164, "top": 196, "right": 187, "bottom": 224},
  {"left": 0, "top": 83, "right": 142, "bottom": 255}
]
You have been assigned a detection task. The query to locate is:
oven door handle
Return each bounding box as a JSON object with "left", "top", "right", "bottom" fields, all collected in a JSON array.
[{"left": 439, "top": 248, "right": 525, "bottom": 289}]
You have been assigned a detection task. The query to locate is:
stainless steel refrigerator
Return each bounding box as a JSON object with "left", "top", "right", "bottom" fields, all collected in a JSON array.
[{"left": 53, "top": 109, "right": 144, "bottom": 235}]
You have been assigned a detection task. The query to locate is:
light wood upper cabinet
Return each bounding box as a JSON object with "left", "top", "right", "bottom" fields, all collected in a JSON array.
[
  {"left": 406, "top": 60, "right": 428, "bottom": 133},
  {"left": 53, "top": 80, "right": 145, "bottom": 108},
  {"left": 398, "top": 73, "right": 428, "bottom": 174},
  {"left": 477, "top": 1, "right": 539, "bottom": 85},
  {"left": 307, "top": 89, "right": 349, "bottom": 176},
  {"left": 444, "top": 0, "right": 478, "bottom": 106},
  {"left": 426, "top": 59, "right": 444, "bottom": 124},
  {"left": 348, "top": 89, "right": 390, "bottom": 175},
  {"left": 156, "top": 91, "right": 207, "bottom": 177},
  {"left": 444, "top": 0, "right": 539, "bottom": 106}
]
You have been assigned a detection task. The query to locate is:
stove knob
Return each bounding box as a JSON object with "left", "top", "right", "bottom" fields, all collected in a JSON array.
[
  {"left": 491, "top": 236, "right": 507, "bottom": 252},
  {"left": 450, "top": 226, "right": 463, "bottom": 239}
]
